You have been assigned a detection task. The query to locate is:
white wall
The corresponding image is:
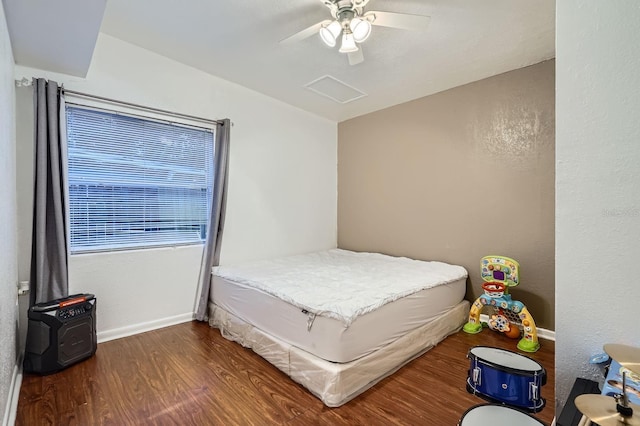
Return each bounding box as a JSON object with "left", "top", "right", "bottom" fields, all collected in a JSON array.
[
  {"left": 556, "top": 1, "right": 640, "bottom": 407},
  {"left": 0, "top": 1, "right": 18, "bottom": 423},
  {"left": 15, "top": 33, "right": 337, "bottom": 341}
]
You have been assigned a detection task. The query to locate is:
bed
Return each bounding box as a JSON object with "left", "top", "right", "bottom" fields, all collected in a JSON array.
[{"left": 208, "top": 249, "right": 469, "bottom": 407}]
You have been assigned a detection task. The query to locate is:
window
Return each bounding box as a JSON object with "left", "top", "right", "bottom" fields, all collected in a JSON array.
[{"left": 65, "top": 105, "right": 215, "bottom": 253}]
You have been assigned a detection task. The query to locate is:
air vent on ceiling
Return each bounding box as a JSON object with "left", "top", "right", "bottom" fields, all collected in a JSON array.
[{"left": 304, "top": 75, "right": 367, "bottom": 104}]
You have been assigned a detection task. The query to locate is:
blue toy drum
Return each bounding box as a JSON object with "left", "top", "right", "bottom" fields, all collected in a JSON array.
[
  {"left": 466, "top": 346, "right": 546, "bottom": 412},
  {"left": 458, "top": 404, "right": 546, "bottom": 425}
]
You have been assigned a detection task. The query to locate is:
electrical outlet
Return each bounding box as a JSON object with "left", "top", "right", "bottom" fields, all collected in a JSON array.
[{"left": 17, "top": 281, "right": 29, "bottom": 295}]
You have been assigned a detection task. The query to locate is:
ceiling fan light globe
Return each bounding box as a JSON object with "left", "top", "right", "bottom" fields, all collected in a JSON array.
[
  {"left": 320, "top": 28, "right": 336, "bottom": 47},
  {"left": 339, "top": 32, "right": 359, "bottom": 53},
  {"left": 319, "top": 20, "right": 342, "bottom": 47},
  {"left": 350, "top": 18, "right": 371, "bottom": 43}
]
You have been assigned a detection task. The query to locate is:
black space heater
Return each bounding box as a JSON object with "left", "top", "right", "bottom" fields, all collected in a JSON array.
[{"left": 24, "top": 293, "right": 97, "bottom": 375}]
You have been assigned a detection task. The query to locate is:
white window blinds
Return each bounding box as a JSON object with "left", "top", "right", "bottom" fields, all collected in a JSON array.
[{"left": 66, "top": 105, "right": 215, "bottom": 253}]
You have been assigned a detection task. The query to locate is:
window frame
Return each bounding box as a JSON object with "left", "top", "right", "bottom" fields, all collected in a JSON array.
[{"left": 63, "top": 97, "right": 216, "bottom": 254}]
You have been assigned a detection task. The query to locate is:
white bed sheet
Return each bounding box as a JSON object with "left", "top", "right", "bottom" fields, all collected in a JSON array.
[{"left": 212, "top": 274, "right": 466, "bottom": 363}]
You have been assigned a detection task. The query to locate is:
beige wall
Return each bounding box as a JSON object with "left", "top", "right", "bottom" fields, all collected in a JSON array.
[{"left": 338, "top": 60, "right": 555, "bottom": 330}]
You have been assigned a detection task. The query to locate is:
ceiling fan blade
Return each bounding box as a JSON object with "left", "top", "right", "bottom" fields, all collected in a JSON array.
[
  {"left": 280, "top": 20, "right": 331, "bottom": 45},
  {"left": 348, "top": 48, "right": 364, "bottom": 66},
  {"left": 365, "top": 11, "right": 431, "bottom": 31}
]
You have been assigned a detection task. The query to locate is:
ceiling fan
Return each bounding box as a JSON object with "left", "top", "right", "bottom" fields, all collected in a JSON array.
[{"left": 280, "top": 0, "right": 431, "bottom": 66}]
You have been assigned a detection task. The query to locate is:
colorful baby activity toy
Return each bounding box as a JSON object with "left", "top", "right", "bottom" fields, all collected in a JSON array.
[{"left": 463, "top": 255, "right": 540, "bottom": 353}]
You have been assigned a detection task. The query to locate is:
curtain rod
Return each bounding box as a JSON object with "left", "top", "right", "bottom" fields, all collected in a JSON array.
[{"left": 61, "top": 88, "right": 223, "bottom": 126}]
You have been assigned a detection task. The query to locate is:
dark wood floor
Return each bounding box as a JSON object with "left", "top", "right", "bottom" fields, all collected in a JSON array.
[{"left": 17, "top": 321, "right": 554, "bottom": 425}]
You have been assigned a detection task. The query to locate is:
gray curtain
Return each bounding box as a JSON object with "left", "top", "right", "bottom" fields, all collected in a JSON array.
[
  {"left": 29, "top": 78, "right": 69, "bottom": 306},
  {"left": 195, "top": 119, "right": 231, "bottom": 321}
]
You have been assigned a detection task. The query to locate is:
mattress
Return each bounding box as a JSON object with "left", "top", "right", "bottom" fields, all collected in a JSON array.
[
  {"left": 210, "top": 249, "right": 468, "bottom": 363},
  {"left": 213, "top": 249, "right": 468, "bottom": 326},
  {"left": 212, "top": 275, "right": 466, "bottom": 363}
]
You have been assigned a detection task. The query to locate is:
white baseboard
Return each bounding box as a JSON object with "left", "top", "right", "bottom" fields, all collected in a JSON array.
[
  {"left": 3, "top": 356, "right": 23, "bottom": 426},
  {"left": 97, "top": 313, "right": 194, "bottom": 343},
  {"left": 478, "top": 313, "right": 555, "bottom": 342},
  {"left": 536, "top": 326, "right": 555, "bottom": 342}
]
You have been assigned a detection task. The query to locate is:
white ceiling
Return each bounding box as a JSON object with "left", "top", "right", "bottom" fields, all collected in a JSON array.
[{"left": 4, "top": 0, "right": 555, "bottom": 122}]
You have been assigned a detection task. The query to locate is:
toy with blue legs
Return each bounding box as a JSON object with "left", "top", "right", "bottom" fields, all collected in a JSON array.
[{"left": 463, "top": 255, "right": 540, "bottom": 353}]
